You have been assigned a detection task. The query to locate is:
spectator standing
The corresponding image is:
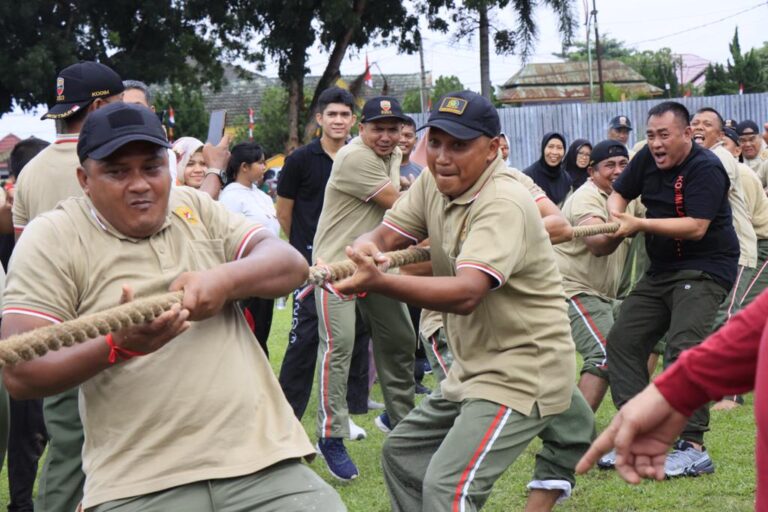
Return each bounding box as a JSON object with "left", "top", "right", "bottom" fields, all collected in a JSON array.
[
  {"left": 398, "top": 116, "right": 422, "bottom": 187},
  {"left": 219, "top": 142, "right": 278, "bottom": 353},
  {"left": 563, "top": 139, "right": 592, "bottom": 190},
  {"left": 524, "top": 132, "right": 571, "bottom": 206},
  {"left": 173, "top": 137, "right": 206, "bottom": 188}
]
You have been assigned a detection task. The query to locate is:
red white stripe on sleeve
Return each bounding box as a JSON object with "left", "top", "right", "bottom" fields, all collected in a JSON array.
[
  {"left": 235, "top": 225, "right": 266, "bottom": 260},
  {"left": 456, "top": 262, "right": 505, "bottom": 290},
  {"left": 365, "top": 182, "right": 391, "bottom": 202},
  {"left": 382, "top": 219, "right": 419, "bottom": 243},
  {"left": 13, "top": 225, "right": 25, "bottom": 235},
  {"left": 534, "top": 195, "right": 547, "bottom": 202},
  {"left": 3, "top": 308, "right": 62, "bottom": 324}
]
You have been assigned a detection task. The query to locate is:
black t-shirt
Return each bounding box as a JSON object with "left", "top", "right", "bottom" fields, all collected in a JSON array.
[
  {"left": 276, "top": 138, "right": 333, "bottom": 263},
  {"left": 613, "top": 143, "right": 739, "bottom": 289}
]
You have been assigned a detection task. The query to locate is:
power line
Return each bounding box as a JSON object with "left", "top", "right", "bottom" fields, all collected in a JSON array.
[{"left": 626, "top": 1, "right": 767, "bottom": 46}]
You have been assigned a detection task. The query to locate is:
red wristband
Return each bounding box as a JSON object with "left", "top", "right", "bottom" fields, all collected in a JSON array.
[{"left": 105, "top": 333, "right": 147, "bottom": 364}]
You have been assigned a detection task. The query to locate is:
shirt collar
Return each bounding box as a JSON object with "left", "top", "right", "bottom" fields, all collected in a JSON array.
[
  {"left": 445, "top": 155, "right": 505, "bottom": 206},
  {"left": 55, "top": 133, "right": 79, "bottom": 144}
]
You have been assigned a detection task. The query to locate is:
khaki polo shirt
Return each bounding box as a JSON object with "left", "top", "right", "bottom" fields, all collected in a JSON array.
[
  {"left": 554, "top": 180, "right": 635, "bottom": 300},
  {"left": 383, "top": 157, "right": 574, "bottom": 417},
  {"left": 12, "top": 140, "right": 82, "bottom": 231},
  {"left": 417, "top": 167, "right": 547, "bottom": 339},
  {"left": 3, "top": 187, "right": 314, "bottom": 508},
  {"left": 756, "top": 159, "right": 768, "bottom": 189},
  {"left": 739, "top": 162, "right": 768, "bottom": 240},
  {"left": 313, "top": 136, "right": 402, "bottom": 264},
  {"left": 712, "top": 144, "right": 757, "bottom": 268}
]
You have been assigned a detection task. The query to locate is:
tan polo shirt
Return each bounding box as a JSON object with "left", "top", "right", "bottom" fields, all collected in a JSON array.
[
  {"left": 739, "top": 162, "right": 768, "bottom": 240},
  {"left": 12, "top": 138, "right": 82, "bottom": 232},
  {"left": 711, "top": 144, "right": 757, "bottom": 268},
  {"left": 756, "top": 159, "right": 768, "bottom": 189},
  {"left": 554, "top": 180, "right": 634, "bottom": 300},
  {"left": 3, "top": 187, "right": 314, "bottom": 508},
  {"left": 384, "top": 156, "right": 574, "bottom": 417},
  {"left": 417, "top": 167, "right": 547, "bottom": 339},
  {"left": 313, "top": 136, "right": 402, "bottom": 264}
]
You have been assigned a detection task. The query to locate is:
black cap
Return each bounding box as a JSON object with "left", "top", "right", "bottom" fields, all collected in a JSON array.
[
  {"left": 609, "top": 115, "right": 632, "bottom": 131},
  {"left": 43, "top": 61, "right": 124, "bottom": 120},
  {"left": 77, "top": 102, "right": 171, "bottom": 163},
  {"left": 419, "top": 91, "right": 500, "bottom": 140},
  {"left": 736, "top": 120, "right": 760, "bottom": 135},
  {"left": 589, "top": 140, "right": 629, "bottom": 167},
  {"left": 724, "top": 118, "right": 738, "bottom": 129},
  {"left": 724, "top": 127, "right": 740, "bottom": 146},
  {"left": 360, "top": 96, "right": 408, "bottom": 123}
]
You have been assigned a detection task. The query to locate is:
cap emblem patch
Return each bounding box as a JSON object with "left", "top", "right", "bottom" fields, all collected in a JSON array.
[
  {"left": 380, "top": 100, "right": 392, "bottom": 114},
  {"left": 438, "top": 97, "right": 468, "bottom": 115},
  {"left": 619, "top": 116, "right": 627, "bottom": 126},
  {"left": 56, "top": 77, "right": 65, "bottom": 98}
]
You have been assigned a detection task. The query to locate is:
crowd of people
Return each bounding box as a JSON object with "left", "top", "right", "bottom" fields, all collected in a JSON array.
[{"left": 0, "top": 58, "right": 767, "bottom": 512}]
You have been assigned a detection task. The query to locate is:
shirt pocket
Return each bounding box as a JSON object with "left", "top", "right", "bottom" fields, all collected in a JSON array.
[{"left": 186, "top": 239, "right": 227, "bottom": 271}]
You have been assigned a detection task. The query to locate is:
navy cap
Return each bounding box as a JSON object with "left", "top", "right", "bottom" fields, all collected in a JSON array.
[
  {"left": 589, "top": 139, "right": 629, "bottom": 167},
  {"left": 42, "top": 61, "right": 124, "bottom": 120},
  {"left": 419, "top": 91, "right": 500, "bottom": 140},
  {"left": 360, "top": 96, "right": 408, "bottom": 123},
  {"left": 77, "top": 102, "right": 171, "bottom": 163},
  {"left": 736, "top": 120, "right": 760, "bottom": 135},
  {"left": 724, "top": 118, "right": 738, "bottom": 129},
  {"left": 724, "top": 127, "right": 740, "bottom": 146},
  {"left": 609, "top": 115, "right": 632, "bottom": 131}
]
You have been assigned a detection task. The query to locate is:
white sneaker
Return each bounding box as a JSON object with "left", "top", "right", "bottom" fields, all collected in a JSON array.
[{"left": 348, "top": 418, "right": 367, "bottom": 441}]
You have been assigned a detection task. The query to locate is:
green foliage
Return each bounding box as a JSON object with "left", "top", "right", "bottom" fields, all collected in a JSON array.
[
  {"left": 401, "top": 75, "right": 466, "bottom": 113},
  {"left": 153, "top": 84, "right": 208, "bottom": 141},
  {"left": 244, "top": 86, "right": 314, "bottom": 155},
  {"left": 0, "top": 0, "right": 247, "bottom": 115},
  {"left": 554, "top": 35, "right": 633, "bottom": 61},
  {"left": 726, "top": 28, "right": 766, "bottom": 93},
  {"left": 704, "top": 63, "right": 737, "bottom": 96}
]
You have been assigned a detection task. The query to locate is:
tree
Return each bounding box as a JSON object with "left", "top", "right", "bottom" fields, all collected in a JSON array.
[
  {"left": 451, "top": 0, "right": 577, "bottom": 99},
  {"left": 554, "top": 35, "right": 633, "bottom": 61},
  {"left": 703, "top": 63, "right": 735, "bottom": 96},
  {"left": 0, "top": 1, "right": 248, "bottom": 115},
  {"left": 726, "top": 27, "right": 766, "bottom": 93},
  {"left": 153, "top": 84, "right": 208, "bottom": 141},
  {"left": 401, "top": 75, "right": 466, "bottom": 112}
]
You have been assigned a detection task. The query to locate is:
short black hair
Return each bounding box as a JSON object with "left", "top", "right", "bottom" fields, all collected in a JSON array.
[
  {"left": 317, "top": 87, "right": 355, "bottom": 115},
  {"left": 647, "top": 101, "right": 690, "bottom": 127},
  {"left": 695, "top": 107, "right": 724, "bottom": 131},
  {"left": 9, "top": 137, "right": 50, "bottom": 179},
  {"left": 123, "top": 79, "right": 152, "bottom": 104},
  {"left": 402, "top": 115, "right": 417, "bottom": 129},
  {"left": 224, "top": 142, "right": 265, "bottom": 183}
]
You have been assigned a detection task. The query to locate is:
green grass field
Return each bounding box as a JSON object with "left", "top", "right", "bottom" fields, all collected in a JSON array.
[{"left": 0, "top": 300, "right": 757, "bottom": 511}]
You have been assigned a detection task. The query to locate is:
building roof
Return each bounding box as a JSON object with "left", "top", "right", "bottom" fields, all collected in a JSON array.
[
  {"left": 0, "top": 133, "right": 22, "bottom": 172},
  {"left": 200, "top": 65, "right": 430, "bottom": 118},
  {"left": 498, "top": 60, "right": 664, "bottom": 104}
]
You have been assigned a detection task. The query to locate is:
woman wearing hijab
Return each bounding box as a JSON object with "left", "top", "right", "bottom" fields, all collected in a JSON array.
[
  {"left": 523, "top": 132, "right": 571, "bottom": 206},
  {"left": 564, "top": 139, "right": 592, "bottom": 190},
  {"left": 172, "top": 136, "right": 207, "bottom": 188}
]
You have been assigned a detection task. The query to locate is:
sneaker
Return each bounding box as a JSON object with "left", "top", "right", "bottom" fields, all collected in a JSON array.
[
  {"left": 348, "top": 418, "right": 367, "bottom": 441},
  {"left": 375, "top": 412, "right": 392, "bottom": 434},
  {"left": 367, "top": 399, "right": 385, "bottom": 410},
  {"left": 415, "top": 382, "right": 432, "bottom": 395},
  {"left": 423, "top": 359, "right": 433, "bottom": 375},
  {"left": 664, "top": 440, "right": 715, "bottom": 477},
  {"left": 316, "top": 438, "right": 359, "bottom": 481},
  {"left": 597, "top": 449, "right": 617, "bottom": 469}
]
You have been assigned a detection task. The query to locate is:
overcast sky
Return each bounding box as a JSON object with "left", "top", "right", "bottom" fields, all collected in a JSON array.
[{"left": 3, "top": 0, "right": 767, "bottom": 141}]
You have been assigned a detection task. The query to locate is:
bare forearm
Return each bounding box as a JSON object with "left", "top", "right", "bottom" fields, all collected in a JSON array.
[
  {"left": 585, "top": 233, "right": 625, "bottom": 256},
  {"left": 607, "top": 192, "right": 628, "bottom": 214},
  {"left": 368, "top": 272, "right": 484, "bottom": 315},
  {"left": 198, "top": 174, "right": 222, "bottom": 200},
  {"left": 543, "top": 215, "right": 573, "bottom": 244},
  {"left": 220, "top": 236, "right": 309, "bottom": 299},
  {"left": 275, "top": 197, "right": 293, "bottom": 237},
  {"left": 3, "top": 337, "right": 112, "bottom": 399}
]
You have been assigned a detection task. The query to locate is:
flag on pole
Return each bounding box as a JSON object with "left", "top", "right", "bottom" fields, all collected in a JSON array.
[
  {"left": 739, "top": 83, "right": 744, "bottom": 95},
  {"left": 248, "top": 107, "right": 255, "bottom": 141},
  {"left": 364, "top": 53, "right": 373, "bottom": 88},
  {"left": 167, "top": 106, "right": 176, "bottom": 142}
]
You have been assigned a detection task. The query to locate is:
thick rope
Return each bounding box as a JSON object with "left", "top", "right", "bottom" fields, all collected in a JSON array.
[
  {"left": 306, "top": 247, "right": 431, "bottom": 286},
  {"left": 0, "top": 292, "right": 183, "bottom": 368},
  {"left": 572, "top": 222, "right": 619, "bottom": 238}
]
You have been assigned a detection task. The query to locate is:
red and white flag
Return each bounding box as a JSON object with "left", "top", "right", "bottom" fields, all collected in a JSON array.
[
  {"left": 364, "top": 53, "right": 373, "bottom": 88},
  {"left": 248, "top": 107, "right": 254, "bottom": 140},
  {"left": 739, "top": 83, "right": 744, "bottom": 95},
  {"left": 167, "top": 106, "right": 176, "bottom": 142}
]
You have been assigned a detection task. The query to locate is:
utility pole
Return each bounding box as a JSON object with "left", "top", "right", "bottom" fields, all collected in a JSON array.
[
  {"left": 478, "top": 2, "right": 492, "bottom": 100},
  {"left": 592, "top": 0, "right": 605, "bottom": 102},
  {"left": 585, "top": 4, "right": 594, "bottom": 102},
  {"left": 418, "top": 34, "right": 428, "bottom": 113}
]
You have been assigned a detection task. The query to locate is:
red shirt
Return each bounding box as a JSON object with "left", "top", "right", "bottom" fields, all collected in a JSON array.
[{"left": 655, "top": 289, "right": 768, "bottom": 510}]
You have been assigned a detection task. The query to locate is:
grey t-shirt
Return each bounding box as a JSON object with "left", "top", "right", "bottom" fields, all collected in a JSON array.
[{"left": 400, "top": 161, "right": 423, "bottom": 180}]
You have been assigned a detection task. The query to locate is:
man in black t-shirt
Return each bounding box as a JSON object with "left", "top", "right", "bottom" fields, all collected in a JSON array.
[
  {"left": 275, "top": 88, "right": 372, "bottom": 430},
  {"left": 598, "top": 102, "right": 738, "bottom": 478}
]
